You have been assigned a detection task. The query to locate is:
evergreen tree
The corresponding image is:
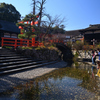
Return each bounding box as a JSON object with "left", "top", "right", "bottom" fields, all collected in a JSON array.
[
  {"left": 0, "top": 3, "right": 21, "bottom": 23},
  {"left": 16, "top": 13, "right": 40, "bottom": 39}
]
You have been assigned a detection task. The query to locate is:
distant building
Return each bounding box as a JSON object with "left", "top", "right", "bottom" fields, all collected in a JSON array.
[
  {"left": 65, "top": 29, "right": 83, "bottom": 42},
  {"left": 65, "top": 24, "right": 100, "bottom": 44},
  {"left": 79, "top": 24, "right": 100, "bottom": 44},
  {"left": 39, "top": 29, "right": 84, "bottom": 43}
]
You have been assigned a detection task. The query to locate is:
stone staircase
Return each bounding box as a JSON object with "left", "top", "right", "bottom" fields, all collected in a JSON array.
[{"left": 0, "top": 48, "right": 58, "bottom": 76}]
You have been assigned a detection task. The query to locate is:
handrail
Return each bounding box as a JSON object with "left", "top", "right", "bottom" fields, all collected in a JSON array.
[{"left": 1, "top": 37, "right": 33, "bottom": 48}]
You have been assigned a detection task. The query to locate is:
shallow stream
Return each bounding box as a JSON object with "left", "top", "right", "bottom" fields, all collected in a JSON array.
[{"left": 0, "top": 62, "right": 100, "bottom": 100}]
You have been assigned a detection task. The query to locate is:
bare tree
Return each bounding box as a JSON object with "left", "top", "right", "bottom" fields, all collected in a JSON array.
[
  {"left": 31, "top": 0, "right": 66, "bottom": 41},
  {"left": 32, "top": 0, "right": 36, "bottom": 15},
  {"left": 36, "top": 0, "right": 46, "bottom": 28},
  {"left": 41, "top": 14, "right": 66, "bottom": 40},
  {"left": 42, "top": 14, "right": 66, "bottom": 33},
  {"left": 31, "top": 0, "right": 46, "bottom": 40}
]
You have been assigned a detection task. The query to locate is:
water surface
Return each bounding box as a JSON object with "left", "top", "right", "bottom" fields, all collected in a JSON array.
[{"left": 0, "top": 62, "right": 100, "bottom": 100}]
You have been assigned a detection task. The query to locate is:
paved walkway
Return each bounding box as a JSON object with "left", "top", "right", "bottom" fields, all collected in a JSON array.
[{"left": 0, "top": 60, "right": 67, "bottom": 93}]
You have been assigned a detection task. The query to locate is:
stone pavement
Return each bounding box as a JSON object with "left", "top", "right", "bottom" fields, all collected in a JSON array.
[{"left": 0, "top": 60, "right": 67, "bottom": 93}]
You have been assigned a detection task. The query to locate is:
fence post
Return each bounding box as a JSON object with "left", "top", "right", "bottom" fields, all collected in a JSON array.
[
  {"left": 15, "top": 39, "right": 17, "bottom": 49},
  {"left": 57, "top": 39, "right": 58, "bottom": 43},
  {"left": 20, "top": 39, "right": 23, "bottom": 46},
  {"left": 1, "top": 37, "right": 4, "bottom": 47},
  {"left": 32, "top": 38, "right": 35, "bottom": 46},
  {"left": 27, "top": 40, "right": 29, "bottom": 47},
  {"left": 37, "top": 41, "right": 39, "bottom": 47}
]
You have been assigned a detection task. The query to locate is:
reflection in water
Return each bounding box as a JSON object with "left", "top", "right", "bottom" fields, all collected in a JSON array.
[{"left": 1, "top": 62, "right": 100, "bottom": 100}]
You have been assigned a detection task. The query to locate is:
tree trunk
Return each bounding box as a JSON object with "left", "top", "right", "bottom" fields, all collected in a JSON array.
[{"left": 33, "top": 0, "right": 36, "bottom": 15}]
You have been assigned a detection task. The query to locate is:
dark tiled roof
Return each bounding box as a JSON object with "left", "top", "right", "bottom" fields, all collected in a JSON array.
[
  {"left": 80, "top": 24, "right": 100, "bottom": 32},
  {"left": 65, "top": 30, "right": 81, "bottom": 37},
  {"left": 0, "top": 20, "right": 20, "bottom": 33}
]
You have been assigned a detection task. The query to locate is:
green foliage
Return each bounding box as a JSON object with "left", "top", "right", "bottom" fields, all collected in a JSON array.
[
  {"left": 94, "top": 42, "right": 100, "bottom": 50},
  {"left": 74, "top": 51, "right": 79, "bottom": 57},
  {"left": 18, "top": 33, "right": 36, "bottom": 39},
  {"left": 66, "top": 42, "right": 72, "bottom": 48},
  {"left": 16, "top": 13, "right": 40, "bottom": 39},
  {"left": 21, "top": 46, "right": 32, "bottom": 50},
  {"left": 18, "top": 34, "right": 26, "bottom": 39},
  {"left": 0, "top": 3, "right": 21, "bottom": 23},
  {"left": 2, "top": 46, "right": 12, "bottom": 49},
  {"left": 84, "top": 41, "right": 89, "bottom": 45},
  {"left": 73, "top": 41, "right": 84, "bottom": 50},
  {"left": 16, "top": 23, "right": 25, "bottom": 27},
  {"left": 52, "top": 26, "right": 65, "bottom": 34},
  {"left": 22, "top": 13, "right": 37, "bottom": 22}
]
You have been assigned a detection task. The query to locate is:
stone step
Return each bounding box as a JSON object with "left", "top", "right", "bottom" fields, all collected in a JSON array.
[
  {"left": 0, "top": 54, "right": 22, "bottom": 57},
  {"left": 0, "top": 54, "right": 19, "bottom": 56},
  {"left": 0, "top": 58, "right": 32, "bottom": 63},
  {"left": 0, "top": 53, "right": 24, "bottom": 57},
  {"left": 0, "top": 59, "right": 41, "bottom": 67},
  {"left": 0, "top": 61, "right": 58, "bottom": 76},
  {"left": 0, "top": 56, "right": 27, "bottom": 60},
  {"left": 0, "top": 48, "right": 59, "bottom": 76},
  {"left": 0, "top": 60, "right": 48, "bottom": 71}
]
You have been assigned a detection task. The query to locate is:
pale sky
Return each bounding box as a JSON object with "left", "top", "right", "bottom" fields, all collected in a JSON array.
[{"left": 0, "top": 0, "right": 100, "bottom": 31}]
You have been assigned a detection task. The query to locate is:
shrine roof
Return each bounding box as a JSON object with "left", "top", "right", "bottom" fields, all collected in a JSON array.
[
  {"left": 79, "top": 24, "right": 100, "bottom": 32},
  {"left": 0, "top": 20, "right": 20, "bottom": 33}
]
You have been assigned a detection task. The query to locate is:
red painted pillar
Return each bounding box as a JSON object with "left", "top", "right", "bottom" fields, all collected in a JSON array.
[
  {"left": 32, "top": 38, "right": 35, "bottom": 46},
  {"left": 20, "top": 39, "right": 23, "bottom": 46},
  {"left": 56, "top": 39, "right": 58, "bottom": 43},
  {"left": 27, "top": 40, "right": 29, "bottom": 47},
  {"left": 15, "top": 39, "right": 17, "bottom": 49},
  {"left": 1, "top": 37, "right": 4, "bottom": 47}
]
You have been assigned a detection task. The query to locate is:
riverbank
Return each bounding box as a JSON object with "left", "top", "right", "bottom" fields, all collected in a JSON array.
[{"left": 0, "top": 60, "right": 67, "bottom": 93}]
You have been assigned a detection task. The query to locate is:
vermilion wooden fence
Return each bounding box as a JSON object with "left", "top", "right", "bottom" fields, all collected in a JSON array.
[
  {"left": 48, "top": 40, "right": 63, "bottom": 43},
  {"left": 1, "top": 37, "right": 64, "bottom": 49},
  {"left": 1, "top": 37, "right": 44, "bottom": 49}
]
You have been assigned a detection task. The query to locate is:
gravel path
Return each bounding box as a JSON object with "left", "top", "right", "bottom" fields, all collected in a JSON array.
[{"left": 0, "top": 60, "right": 67, "bottom": 93}]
